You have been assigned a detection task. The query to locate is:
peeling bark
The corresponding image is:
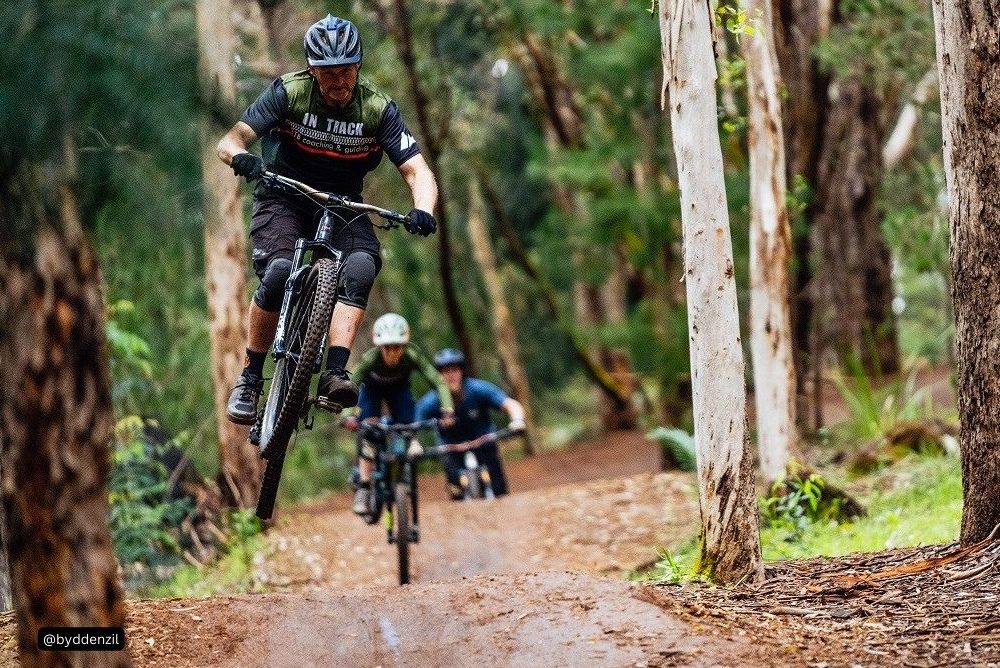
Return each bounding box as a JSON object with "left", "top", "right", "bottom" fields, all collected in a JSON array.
[
  {"left": 933, "top": 0, "right": 1000, "bottom": 545},
  {"left": 197, "top": 0, "right": 262, "bottom": 507},
  {"left": 744, "top": 0, "right": 798, "bottom": 483},
  {"left": 0, "top": 158, "right": 131, "bottom": 667},
  {"left": 660, "top": 0, "right": 763, "bottom": 584}
]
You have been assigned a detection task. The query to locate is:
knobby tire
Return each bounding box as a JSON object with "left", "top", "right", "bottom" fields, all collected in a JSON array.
[
  {"left": 395, "top": 481, "right": 411, "bottom": 585},
  {"left": 256, "top": 258, "right": 338, "bottom": 520},
  {"left": 464, "top": 467, "right": 483, "bottom": 500}
]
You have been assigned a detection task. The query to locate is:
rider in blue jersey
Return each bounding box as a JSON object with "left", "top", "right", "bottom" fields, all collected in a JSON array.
[{"left": 415, "top": 349, "right": 525, "bottom": 498}]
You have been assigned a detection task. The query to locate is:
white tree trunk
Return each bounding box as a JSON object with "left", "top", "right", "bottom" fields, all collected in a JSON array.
[
  {"left": 742, "top": 0, "right": 798, "bottom": 484},
  {"left": 659, "top": 0, "right": 763, "bottom": 583},
  {"left": 197, "top": 0, "right": 261, "bottom": 507},
  {"left": 883, "top": 68, "right": 938, "bottom": 170}
]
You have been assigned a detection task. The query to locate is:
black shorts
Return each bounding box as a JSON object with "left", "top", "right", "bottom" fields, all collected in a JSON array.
[{"left": 249, "top": 191, "right": 381, "bottom": 279}]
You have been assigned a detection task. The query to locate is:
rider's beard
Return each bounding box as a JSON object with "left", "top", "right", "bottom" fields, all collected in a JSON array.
[{"left": 322, "top": 85, "right": 353, "bottom": 109}]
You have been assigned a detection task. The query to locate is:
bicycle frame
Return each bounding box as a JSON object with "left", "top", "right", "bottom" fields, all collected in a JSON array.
[
  {"left": 359, "top": 419, "right": 438, "bottom": 535},
  {"left": 263, "top": 169, "right": 409, "bottom": 363},
  {"left": 272, "top": 212, "right": 342, "bottom": 362}
]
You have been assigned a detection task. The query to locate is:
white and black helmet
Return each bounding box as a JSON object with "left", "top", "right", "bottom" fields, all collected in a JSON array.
[
  {"left": 304, "top": 15, "right": 362, "bottom": 67},
  {"left": 372, "top": 313, "right": 411, "bottom": 346}
]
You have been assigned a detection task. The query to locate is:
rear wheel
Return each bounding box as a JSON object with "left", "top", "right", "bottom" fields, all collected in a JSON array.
[
  {"left": 255, "top": 259, "right": 338, "bottom": 520},
  {"left": 395, "top": 481, "right": 411, "bottom": 585}
]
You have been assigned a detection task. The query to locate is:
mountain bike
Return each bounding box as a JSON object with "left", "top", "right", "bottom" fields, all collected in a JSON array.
[
  {"left": 428, "top": 429, "right": 519, "bottom": 500},
  {"left": 354, "top": 418, "right": 439, "bottom": 585},
  {"left": 251, "top": 170, "right": 410, "bottom": 521}
]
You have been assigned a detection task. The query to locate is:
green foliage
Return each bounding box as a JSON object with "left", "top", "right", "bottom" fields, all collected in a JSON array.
[
  {"left": 830, "top": 357, "right": 934, "bottom": 444},
  {"left": 647, "top": 427, "right": 697, "bottom": 471},
  {"left": 642, "top": 454, "right": 961, "bottom": 584},
  {"left": 814, "top": 0, "right": 934, "bottom": 90},
  {"left": 760, "top": 455, "right": 961, "bottom": 560},
  {"left": 108, "top": 417, "right": 192, "bottom": 570},
  {"left": 759, "top": 469, "right": 853, "bottom": 540},
  {"left": 715, "top": 4, "right": 758, "bottom": 41},
  {"left": 150, "top": 510, "right": 265, "bottom": 598}
]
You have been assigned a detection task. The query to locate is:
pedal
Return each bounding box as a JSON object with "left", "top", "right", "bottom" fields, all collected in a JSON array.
[
  {"left": 410, "top": 525, "right": 420, "bottom": 543},
  {"left": 387, "top": 530, "right": 396, "bottom": 545},
  {"left": 249, "top": 423, "right": 261, "bottom": 447}
]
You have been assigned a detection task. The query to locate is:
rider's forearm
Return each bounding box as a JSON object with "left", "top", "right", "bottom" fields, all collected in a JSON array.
[
  {"left": 399, "top": 154, "right": 438, "bottom": 213},
  {"left": 217, "top": 121, "right": 259, "bottom": 165}
]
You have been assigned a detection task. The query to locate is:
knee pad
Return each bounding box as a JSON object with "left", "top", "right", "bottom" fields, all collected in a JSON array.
[
  {"left": 337, "top": 252, "right": 380, "bottom": 309},
  {"left": 253, "top": 257, "right": 292, "bottom": 312}
]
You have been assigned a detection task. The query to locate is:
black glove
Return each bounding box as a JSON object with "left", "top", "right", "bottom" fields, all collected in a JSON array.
[
  {"left": 230, "top": 153, "right": 265, "bottom": 181},
  {"left": 405, "top": 209, "right": 437, "bottom": 236}
]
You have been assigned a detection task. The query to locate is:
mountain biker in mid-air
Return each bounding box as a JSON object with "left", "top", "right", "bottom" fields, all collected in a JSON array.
[
  {"left": 415, "top": 348, "right": 526, "bottom": 499},
  {"left": 215, "top": 14, "right": 439, "bottom": 425},
  {"left": 342, "top": 313, "right": 455, "bottom": 517}
]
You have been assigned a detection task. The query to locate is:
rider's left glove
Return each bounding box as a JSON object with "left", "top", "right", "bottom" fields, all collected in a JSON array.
[
  {"left": 508, "top": 418, "right": 527, "bottom": 433},
  {"left": 231, "top": 153, "right": 265, "bottom": 181},
  {"left": 405, "top": 209, "right": 437, "bottom": 236}
]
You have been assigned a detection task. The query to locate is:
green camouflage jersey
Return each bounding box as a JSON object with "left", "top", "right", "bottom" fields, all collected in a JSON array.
[
  {"left": 352, "top": 344, "right": 454, "bottom": 413},
  {"left": 240, "top": 71, "right": 421, "bottom": 197}
]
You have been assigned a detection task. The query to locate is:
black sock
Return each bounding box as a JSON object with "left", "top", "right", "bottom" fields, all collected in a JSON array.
[
  {"left": 358, "top": 480, "right": 371, "bottom": 489},
  {"left": 326, "top": 345, "right": 350, "bottom": 371},
  {"left": 244, "top": 349, "right": 266, "bottom": 377}
]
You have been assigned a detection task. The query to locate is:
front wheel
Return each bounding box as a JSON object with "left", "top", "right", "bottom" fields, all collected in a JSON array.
[
  {"left": 463, "top": 467, "right": 483, "bottom": 500},
  {"left": 255, "top": 258, "right": 338, "bottom": 520},
  {"left": 394, "top": 481, "right": 411, "bottom": 585}
]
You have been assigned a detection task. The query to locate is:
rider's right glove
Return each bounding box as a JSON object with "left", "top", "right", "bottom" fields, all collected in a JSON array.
[
  {"left": 405, "top": 209, "right": 437, "bottom": 236},
  {"left": 231, "top": 153, "right": 265, "bottom": 181}
]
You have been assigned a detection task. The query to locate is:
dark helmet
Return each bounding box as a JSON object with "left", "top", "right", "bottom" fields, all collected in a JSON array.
[
  {"left": 433, "top": 348, "right": 466, "bottom": 371},
  {"left": 304, "top": 15, "right": 362, "bottom": 67}
]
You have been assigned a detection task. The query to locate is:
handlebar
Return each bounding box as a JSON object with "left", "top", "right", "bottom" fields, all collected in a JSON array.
[
  {"left": 260, "top": 170, "right": 411, "bottom": 227},
  {"left": 425, "top": 428, "right": 520, "bottom": 456},
  {"left": 355, "top": 418, "right": 439, "bottom": 441}
]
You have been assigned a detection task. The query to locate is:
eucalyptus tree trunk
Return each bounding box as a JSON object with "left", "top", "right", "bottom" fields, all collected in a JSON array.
[
  {"left": 811, "top": 76, "right": 898, "bottom": 374},
  {"left": 467, "top": 180, "right": 537, "bottom": 455},
  {"left": 659, "top": 0, "right": 763, "bottom": 584},
  {"left": 933, "top": 0, "right": 1000, "bottom": 545},
  {"left": 0, "top": 154, "right": 131, "bottom": 667},
  {"left": 743, "top": 0, "right": 797, "bottom": 483},
  {"left": 774, "top": 0, "right": 899, "bottom": 423},
  {"left": 197, "top": 0, "right": 262, "bottom": 508},
  {"left": 772, "top": 0, "right": 832, "bottom": 405},
  {"left": 256, "top": 0, "right": 298, "bottom": 72},
  {"left": 883, "top": 69, "right": 938, "bottom": 170}
]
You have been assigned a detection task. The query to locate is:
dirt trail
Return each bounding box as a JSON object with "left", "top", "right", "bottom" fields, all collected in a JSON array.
[
  {"left": 2, "top": 430, "right": 728, "bottom": 667},
  {"left": 67, "top": 572, "right": 754, "bottom": 668}
]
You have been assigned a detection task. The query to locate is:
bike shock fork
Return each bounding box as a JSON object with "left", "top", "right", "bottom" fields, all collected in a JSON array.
[{"left": 410, "top": 462, "right": 420, "bottom": 527}]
